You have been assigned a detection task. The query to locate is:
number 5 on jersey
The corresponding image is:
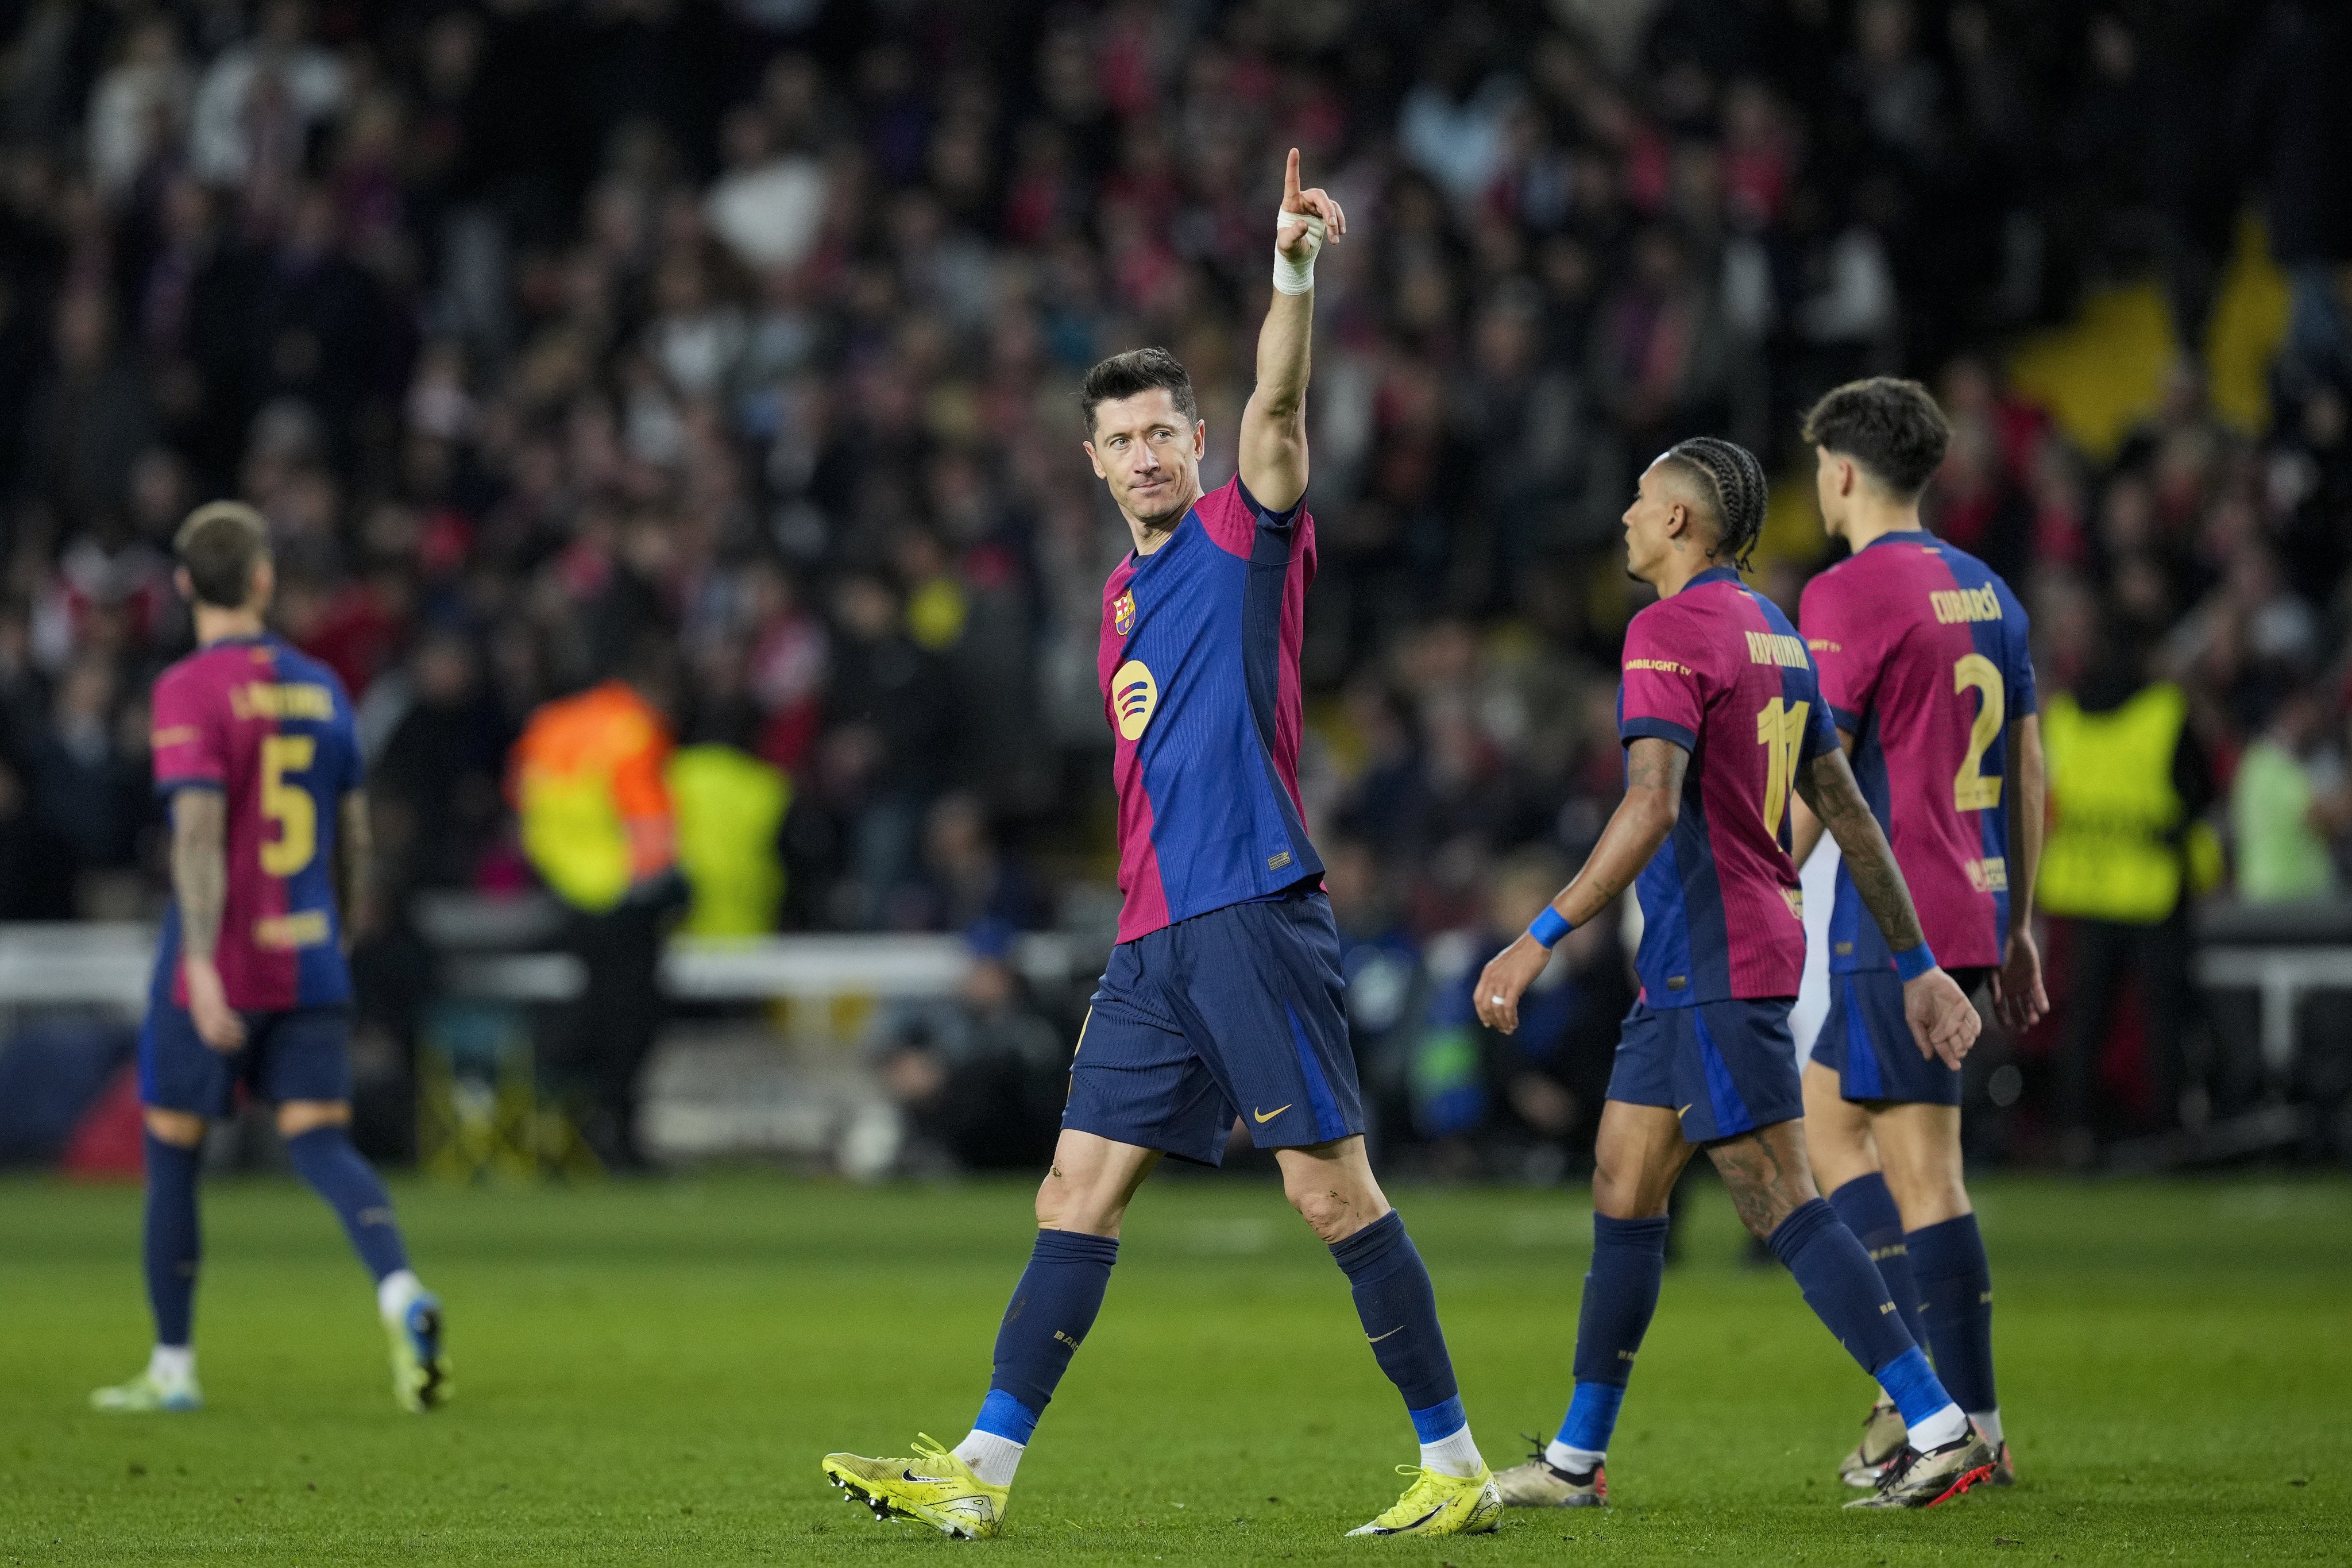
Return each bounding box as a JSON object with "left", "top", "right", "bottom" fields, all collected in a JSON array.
[
  {"left": 260, "top": 734, "right": 318, "bottom": 876},
  {"left": 1756, "top": 697, "right": 1810, "bottom": 838}
]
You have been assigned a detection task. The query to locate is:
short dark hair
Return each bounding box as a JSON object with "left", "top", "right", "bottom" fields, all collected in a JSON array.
[
  {"left": 173, "top": 501, "right": 271, "bottom": 608},
  {"left": 1801, "top": 376, "right": 1951, "bottom": 497},
  {"left": 1659, "top": 436, "right": 1770, "bottom": 568},
  {"left": 1079, "top": 347, "right": 1197, "bottom": 435}
]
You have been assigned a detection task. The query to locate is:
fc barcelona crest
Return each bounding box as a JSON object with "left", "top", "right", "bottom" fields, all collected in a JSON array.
[{"left": 1112, "top": 590, "right": 1136, "bottom": 637}]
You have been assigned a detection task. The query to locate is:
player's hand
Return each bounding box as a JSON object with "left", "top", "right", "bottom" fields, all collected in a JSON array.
[
  {"left": 1473, "top": 936, "right": 1551, "bottom": 1034},
  {"left": 1277, "top": 147, "right": 1346, "bottom": 258},
  {"left": 1990, "top": 924, "right": 2049, "bottom": 1033},
  {"left": 183, "top": 957, "right": 245, "bottom": 1053},
  {"left": 1901, "top": 965, "right": 1980, "bottom": 1069}
]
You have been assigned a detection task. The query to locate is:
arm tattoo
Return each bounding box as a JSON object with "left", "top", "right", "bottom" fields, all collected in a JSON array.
[
  {"left": 336, "top": 791, "right": 372, "bottom": 942},
  {"left": 1796, "top": 747, "right": 1928, "bottom": 953},
  {"left": 171, "top": 790, "right": 229, "bottom": 963}
]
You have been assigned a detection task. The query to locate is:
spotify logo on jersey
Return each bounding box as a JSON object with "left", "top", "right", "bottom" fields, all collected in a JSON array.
[{"left": 1112, "top": 661, "right": 1158, "bottom": 740}]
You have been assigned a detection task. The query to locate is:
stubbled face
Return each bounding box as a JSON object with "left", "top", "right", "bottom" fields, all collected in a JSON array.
[
  {"left": 1621, "top": 458, "right": 1694, "bottom": 586},
  {"left": 1084, "top": 387, "right": 1204, "bottom": 534}
]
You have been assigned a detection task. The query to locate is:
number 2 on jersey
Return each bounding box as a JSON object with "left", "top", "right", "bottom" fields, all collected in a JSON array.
[
  {"left": 1952, "top": 653, "right": 2005, "bottom": 811},
  {"left": 1756, "top": 697, "right": 1810, "bottom": 837},
  {"left": 259, "top": 735, "right": 318, "bottom": 876}
]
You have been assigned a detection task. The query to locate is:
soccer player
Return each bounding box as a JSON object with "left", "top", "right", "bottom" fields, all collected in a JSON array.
[
  {"left": 821, "top": 153, "right": 1503, "bottom": 1541},
  {"left": 1474, "top": 438, "right": 1998, "bottom": 1512},
  {"left": 1786, "top": 377, "right": 2044, "bottom": 1489},
  {"left": 90, "top": 503, "right": 450, "bottom": 1416}
]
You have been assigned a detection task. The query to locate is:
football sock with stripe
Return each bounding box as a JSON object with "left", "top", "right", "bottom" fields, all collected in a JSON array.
[
  {"left": 1770, "top": 1198, "right": 1967, "bottom": 1449},
  {"left": 1330, "top": 1210, "right": 1483, "bottom": 1477},
  {"left": 142, "top": 1132, "right": 201, "bottom": 1350},
  {"left": 1909, "top": 1213, "right": 1999, "bottom": 1440},
  {"left": 1827, "top": 1172, "right": 1928, "bottom": 1353},
  {"left": 956, "top": 1229, "right": 1119, "bottom": 1486},
  {"left": 284, "top": 1126, "right": 411, "bottom": 1283},
  {"left": 1547, "top": 1212, "right": 1667, "bottom": 1469}
]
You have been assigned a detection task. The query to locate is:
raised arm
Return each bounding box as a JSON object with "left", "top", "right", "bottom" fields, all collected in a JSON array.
[
  {"left": 1991, "top": 714, "right": 2049, "bottom": 1030},
  {"left": 1795, "top": 746, "right": 1980, "bottom": 1065},
  {"left": 1237, "top": 148, "right": 1346, "bottom": 515},
  {"left": 1473, "top": 737, "right": 1686, "bottom": 1033},
  {"left": 172, "top": 787, "right": 245, "bottom": 1051}
]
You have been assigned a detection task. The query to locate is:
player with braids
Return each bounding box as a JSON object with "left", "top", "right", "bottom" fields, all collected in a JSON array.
[
  {"left": 1658, "top": 435, "right": 1770, "bottom": 569},
  {"left": 1477, "top": 438, "right": 1996, "bottom": 1513}
]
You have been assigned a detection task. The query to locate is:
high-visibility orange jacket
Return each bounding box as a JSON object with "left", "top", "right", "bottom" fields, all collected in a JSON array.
[{"left": 509, "top": 681, "right": 677, "bottom": 913}]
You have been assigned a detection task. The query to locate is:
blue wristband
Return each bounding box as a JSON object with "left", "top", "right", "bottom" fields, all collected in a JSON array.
[
  {"left": 1528, "top": 906, "right": 1572, "bottom": 949},
  {"left": 1891, "top": 943, "right": 1937, "bottom": 982}
]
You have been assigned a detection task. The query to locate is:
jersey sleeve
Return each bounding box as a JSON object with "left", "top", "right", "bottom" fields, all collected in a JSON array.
[
  {"left": 1801, "top": 662, "right": 1841, "bottom": 758},
  {"left": 149, "top": 668, "right": 226, "bottom": 793},
  {"left": 331, "top": 674, "right": 366, "bottom": 793},
  {"left": 1799, "top": 573, "right": 1876, "bottom": 733},
  {"left": 1199, "top": 473, "right": 1306, "bottom": 559},
  {"left": 1996, "top": 579, "right": 2038, "bottom": 719},
  {"left": 1618, "top": 608, "right": 1702, "bottom": 750}
]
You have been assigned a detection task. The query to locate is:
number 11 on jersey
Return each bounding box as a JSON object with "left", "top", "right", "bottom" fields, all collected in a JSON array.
[{"left": 1757, "top": 697, "right": 1810, "bottom": 839}]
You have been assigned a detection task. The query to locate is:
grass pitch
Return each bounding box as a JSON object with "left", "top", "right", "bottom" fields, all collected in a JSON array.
[{"left": 0, "top": 1171, "right": 2343, "bottom": 1565}]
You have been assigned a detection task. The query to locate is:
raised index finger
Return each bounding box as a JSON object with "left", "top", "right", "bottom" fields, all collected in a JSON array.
[{"left": 1283, "top": 146, "right": 1301, "bottom": 211}]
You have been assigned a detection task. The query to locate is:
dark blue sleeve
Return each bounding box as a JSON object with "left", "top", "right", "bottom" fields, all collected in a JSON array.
[{"left": 1999, "top": 582, "right": 2038, "bottom": 719}]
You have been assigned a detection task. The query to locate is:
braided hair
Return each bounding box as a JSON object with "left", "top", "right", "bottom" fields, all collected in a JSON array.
[{"left": 1660, "top": 437, "right": 1770, "bottom": 570}]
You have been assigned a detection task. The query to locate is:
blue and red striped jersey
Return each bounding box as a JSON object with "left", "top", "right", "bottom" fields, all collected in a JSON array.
[
  {"left": 1800, "top": 532, "right": 2036, "bottom": 974},
  {"left": 148, "top": 635, "right": 362, "bottom": 1011},
  {"left": 1097, "top": 476, "right": 1320, "bottom": 943},
  {"left": 1617, "top": 566, "right": 1840, "bottom": 1005}
]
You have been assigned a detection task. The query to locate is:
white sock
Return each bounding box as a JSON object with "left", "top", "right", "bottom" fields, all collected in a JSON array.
[
  {"left": 1971, "top": 1408, "right": 2003, "bottom": 1447},
  {"left": 149, "top": 1345, "right": 195, "bottom": 1385},
  {"left": 1419, "top": 1422, "right": 1483, "bottom": 1480},
  {"left": 952, "top": 1429, "right": 1024, "bottom": 1488},
  {"left": 1907, "top": 1401, "right": 1969, "bottom": 1450},
  {"left": 377, "top": 1268, "right": 425, "bottom": 1322},
  {"left": 1544, "top": 1439, "right": 1604, "bottom": 1476}
]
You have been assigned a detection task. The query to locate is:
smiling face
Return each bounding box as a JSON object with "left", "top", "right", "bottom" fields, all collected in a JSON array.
[{"left": 1083, "top": 387, "right": 1206, "bottom": 539}]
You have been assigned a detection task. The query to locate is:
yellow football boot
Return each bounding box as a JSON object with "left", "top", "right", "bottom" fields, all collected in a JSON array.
[
  {"left": 1347, "top": 1463, "right": 1504, "bottom": 1536},
  {"left": 821, "top": 1435, "right": 1009, "bottom": 1540}
]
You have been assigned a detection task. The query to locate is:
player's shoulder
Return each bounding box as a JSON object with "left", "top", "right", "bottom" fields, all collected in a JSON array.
[
  {"left": 1196, "top": 472, "right": 1307, "bottom": 558},
  {"left": 267, "top": 640, "right": 357, "bottom": 712}
]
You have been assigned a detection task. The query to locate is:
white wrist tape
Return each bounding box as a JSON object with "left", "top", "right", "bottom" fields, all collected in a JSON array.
[{"left": 1273, "top": 207, "right": 1327, "bottom": 295}]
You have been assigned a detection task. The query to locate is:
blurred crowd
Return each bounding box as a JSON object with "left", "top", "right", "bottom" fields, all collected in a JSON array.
[{"left": 2, "top": 1, "right": 2351, "bottom": 1166}]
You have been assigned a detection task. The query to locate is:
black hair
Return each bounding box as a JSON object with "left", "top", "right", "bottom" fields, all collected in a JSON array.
[
  {"left": 173, "top": 501, "right": 272, "bottom": 608},
  {"left": 1078, "top": 346, "right": 1198, "bottom": 435},
  {"left": 1660, "top": 436, "right": 1770, "bottom": 569},
  {"left": 1801, "top": 376, "right": 1952, "bottom": 498}
]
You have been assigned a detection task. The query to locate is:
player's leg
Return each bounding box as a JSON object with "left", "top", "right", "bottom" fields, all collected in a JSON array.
[
  {"left": 1804, "top": 1047, "right": 1925, "bottom": 1485},
  {"left": 267, "top": 1010, "right": 449, "bottom": 1411},
  {"left": 1498, "top": 1095, "right": 1687, "bottom": 1508},
  {"left": 94, "top": 1005, "right": 224, "bottom": 1413},
  {"left": 1875, "top": 1100, "right": 2008, "bottom": 1479},
  {"left": 1177, "top": 890, "right": 1497, "bottom": 1538},
  {"left": 824, "top": 943, "right": 1194, "bottom": 1539}
]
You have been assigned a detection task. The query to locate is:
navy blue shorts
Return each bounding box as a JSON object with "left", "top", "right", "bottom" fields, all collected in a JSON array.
[
  {"left": 1606, "top": 996, "right": 1803, "bottom": 1144},
  {"left": 140, "top": 1005, "right": 354, "bottom": 1118},
  {"left": 1065, "top": 887, "right": 1363, "bottom": 1166},
  {"left": 1809, "top": 967, "right": 1988, "bottom": 1107}
]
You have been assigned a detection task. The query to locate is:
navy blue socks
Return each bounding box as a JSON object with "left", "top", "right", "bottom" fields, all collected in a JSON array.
[
  {"left": 1329, "top": 1210, "right": 1482, "bottom": 1474},
  {"left": 1828, "top": 1173, "right": 1927, "bottom": 1351},
  {"left": 1909, "top": 1213, "right": 1999, "bottom": 1435},
  {"left": 1770, "top": 1198, "right": 1967, "bottom": 1444},
  {"left": 963, "top": 1227, "right": 1118, "bottom": 1473},
  {"left": 284, "top": 1126, "right": 410, "bottom": 1283},
  {"left": 1550, "top": 1212, "right": 1669, "bottom": 1465},
  {"left": 142, "top": 1132, "right": 201, "bottom": 1347}
]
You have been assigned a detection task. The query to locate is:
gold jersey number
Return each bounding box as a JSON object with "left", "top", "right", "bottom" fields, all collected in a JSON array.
[
  {"left": 1952, "top": 654, "right": 2005, "bottom": 812},
  {"left": 1756, "top": 697, "right": 1810, "bottom": 838},
  {"left": 259, "top": 735, "right": 318, "bottom": 876}
]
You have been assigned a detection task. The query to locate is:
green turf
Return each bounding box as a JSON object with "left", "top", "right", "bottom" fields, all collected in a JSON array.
[{"left": 0, "top": 1171, "right": 2343, "bottom": 1565}]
